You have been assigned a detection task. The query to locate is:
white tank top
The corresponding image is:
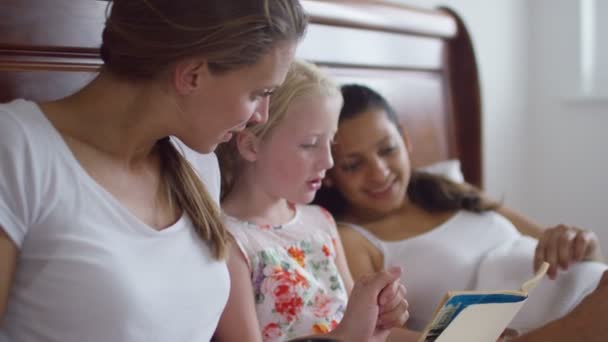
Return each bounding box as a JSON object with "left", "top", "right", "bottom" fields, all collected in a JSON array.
[{"left": 343, "top": 210, "right": 607, "bottom": 332}]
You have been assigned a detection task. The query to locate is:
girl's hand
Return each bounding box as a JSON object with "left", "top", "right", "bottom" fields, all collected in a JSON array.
[
  {"left": 534, "top": 224, "right": 602, "bottom": 279},
  {"left": 331, "top": 267, "right": 408, "bottom": 342},
  {"left": 377, "top": 269, "right": 409, "bottom": 330}
]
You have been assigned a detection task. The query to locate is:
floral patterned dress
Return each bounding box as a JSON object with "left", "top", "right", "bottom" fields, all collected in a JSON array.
[{"left": 225, "top": 205, "right": 349, "bottom": 342}]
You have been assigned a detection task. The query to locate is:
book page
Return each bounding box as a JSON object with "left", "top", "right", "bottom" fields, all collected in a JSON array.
[
  {"left": 435, "top": 300, "right": 527, "bottom": 342},
  {"left": 418, "top": 262, "right": 549, "bottom": 342},
  {"left": 421, "top": 293, "right": 527, "bottom": 341}
]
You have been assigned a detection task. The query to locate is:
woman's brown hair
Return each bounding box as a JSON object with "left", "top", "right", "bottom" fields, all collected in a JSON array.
[
  {"left": 100, "top": 0, "right": 308, "bottom": 259},
  {"left": 313, "top": 84, "right": 498, "bottom": 219}
]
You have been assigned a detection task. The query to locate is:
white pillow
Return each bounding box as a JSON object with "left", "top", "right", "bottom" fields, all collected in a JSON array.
[{"left": 416, "top": 159, "right": 465, "bottom": 183}]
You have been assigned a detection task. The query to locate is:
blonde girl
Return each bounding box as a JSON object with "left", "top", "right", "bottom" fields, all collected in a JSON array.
[{"left": 214, "top": 60, "right": 412, "bottom": 342}]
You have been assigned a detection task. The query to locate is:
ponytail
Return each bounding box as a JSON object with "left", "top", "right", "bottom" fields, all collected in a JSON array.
[{"left": 156, "top": 137, "right": 228, "bottom": 259}]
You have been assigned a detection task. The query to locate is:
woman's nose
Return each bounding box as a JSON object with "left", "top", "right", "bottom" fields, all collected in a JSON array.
[
  {"left": 369, "top": 159, "right": 390, "bottom": 181},
  {"left": 250, "top": 97, "right": 270, "bottom": 125}
]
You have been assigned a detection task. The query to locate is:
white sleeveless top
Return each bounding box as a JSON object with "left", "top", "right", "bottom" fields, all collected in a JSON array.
[{"left": 343, "top": 210, "right": 607, "bottom": 332}]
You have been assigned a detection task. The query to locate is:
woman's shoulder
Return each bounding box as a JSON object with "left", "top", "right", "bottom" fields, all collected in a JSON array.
[
  {"left": 0, "top": 99, "right": 49, "bottom": 138},
  {"left": 0, "top": 99, "right": 60, "bottom": 166},
  {"left": 458, "top": 209, "right": 516, "bottom": 227}
]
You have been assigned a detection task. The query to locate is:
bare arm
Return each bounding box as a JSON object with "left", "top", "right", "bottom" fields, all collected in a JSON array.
[
  {"left": 496, "top": 203, "right": 604, "bottom": 277},
  {"left": 495, "top": 205, "right": 543, "bottom": 239},
  {"left": 338, "top": 225, "right": 419, "bottom": 342},
  {"left": 337, "top": 224, "right": 383, "bottom": 279},
  {"left": 213, "top": 243, "right": 263, "bottom": 342},
  {"left": 0, "top": 227, "right": 17, "bottom": 324},
  {"left": 333, "top": 231, "right": 354, "bottom": 294}
]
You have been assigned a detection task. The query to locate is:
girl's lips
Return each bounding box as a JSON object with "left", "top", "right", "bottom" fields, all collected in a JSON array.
[{"left": 307, "top": 178, "right": 322, "bottom": 190}]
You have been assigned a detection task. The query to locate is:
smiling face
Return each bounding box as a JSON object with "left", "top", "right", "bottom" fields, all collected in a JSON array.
[
  {"left": 175, "top": 43, "right": 296, "bottom": 153},
  {"left": 252, "top": 93, "right": 343, "bottom": 204},
  {"left": 328, "top": 107, "right": 412, "bottom": 216}
]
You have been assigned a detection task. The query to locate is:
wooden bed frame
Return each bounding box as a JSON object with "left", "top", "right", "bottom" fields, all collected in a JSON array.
[{"left": 0, "top": 0, "right": 483, "bottom": 187}]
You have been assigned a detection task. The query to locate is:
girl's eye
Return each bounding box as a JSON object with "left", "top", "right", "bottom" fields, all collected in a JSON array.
[
  {"left": 300, "top": 142, "right": 318, "bottom": 149},
  {"left": 300, "top": 136, "right": 322, "bottom": 149}
]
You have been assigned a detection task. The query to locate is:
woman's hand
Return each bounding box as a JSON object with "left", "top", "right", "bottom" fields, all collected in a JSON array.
[
  {"left": 534, "top": 224, "right": 602, "bottom": 279},
  {"left": 329, "top": 267, "right": 409, "bottom": 342}
]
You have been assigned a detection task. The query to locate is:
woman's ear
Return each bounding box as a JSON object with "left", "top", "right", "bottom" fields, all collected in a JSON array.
[
  {"left": 173, "top": 58, "right": 207, "bottom": 95},
  {"left": 235, "top": 131, "right": 260, "bottom": 162},
  {"left": 398, "top": 124, "right": 414, "bottom": 154}
]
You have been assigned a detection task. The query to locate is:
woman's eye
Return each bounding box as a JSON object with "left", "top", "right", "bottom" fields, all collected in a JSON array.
[
  {"left": 250, "top": 89, "right": 274, "bottom": 101},
  {"left": 257, "top": 89, "right": 274, "bottom": 99},
  {"left": 380, "top": 145, "right": 396, "bottom": 156},
  {"left": 341, "top": 162, "right": 361, "bottom": 172}
]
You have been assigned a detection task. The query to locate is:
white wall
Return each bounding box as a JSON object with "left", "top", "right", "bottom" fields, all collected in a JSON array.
[
  {"left": 527, "top": 0, "right": 608, "bottom": 247},
  {"left": 387, "top": 1, "right": 532, "bottom": 210},
  {"left": 389, "top": 0, "right": 608, "bottom": 248}
]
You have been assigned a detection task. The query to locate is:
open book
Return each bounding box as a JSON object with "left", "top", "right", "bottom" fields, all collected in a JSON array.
[{"left": 418, "top": 262, "right": 549, "bottom": 342}]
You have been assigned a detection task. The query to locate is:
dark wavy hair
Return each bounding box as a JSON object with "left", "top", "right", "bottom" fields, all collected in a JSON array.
[{"left": 313, "top": 84, "right": 497, "bottom": 218}]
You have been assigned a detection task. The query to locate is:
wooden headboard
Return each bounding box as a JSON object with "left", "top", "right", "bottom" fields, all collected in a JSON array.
[{"left": 0, "top": 0, "right": 482, "bottom": 187}]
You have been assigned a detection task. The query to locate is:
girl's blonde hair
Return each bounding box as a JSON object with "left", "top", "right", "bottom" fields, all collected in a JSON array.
[
  {"left": 217, "top": 59, "right": 341, "bottom": 200},
  {"left": 102, "top": 0, "right": 307, "bottom": 260}
]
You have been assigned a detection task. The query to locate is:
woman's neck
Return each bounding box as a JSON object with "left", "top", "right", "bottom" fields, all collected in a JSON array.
[
  {"left": 344, "top": 199, "right": 458, "bottom": 241},
  {"left": 40, "top": 72, "right": 173, "bottom": 165},
  {"left": 221, "top": 170, "right": 295, "bottom": 226},
  {"left": 343, "top": 197, "right": 416, "bottom": 226}
]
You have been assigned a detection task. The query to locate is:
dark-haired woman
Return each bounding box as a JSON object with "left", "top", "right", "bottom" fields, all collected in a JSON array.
[{"left": 315, "top": 84, "right": 607, "bottom": 338}]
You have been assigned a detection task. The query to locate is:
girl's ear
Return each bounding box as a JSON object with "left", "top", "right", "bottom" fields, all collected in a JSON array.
[{"left": 235, "top": 131, "right": 260, "bottom": 162}]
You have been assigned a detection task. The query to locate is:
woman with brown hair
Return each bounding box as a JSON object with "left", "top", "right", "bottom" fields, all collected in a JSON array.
[{"left": 0, "top": 2, "right": 408, "bottom": 342}]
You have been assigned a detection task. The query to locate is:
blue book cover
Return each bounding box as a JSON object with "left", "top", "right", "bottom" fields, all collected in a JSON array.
[{"left": 418, "top": 262, "right": 549, "bottom": 342}]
